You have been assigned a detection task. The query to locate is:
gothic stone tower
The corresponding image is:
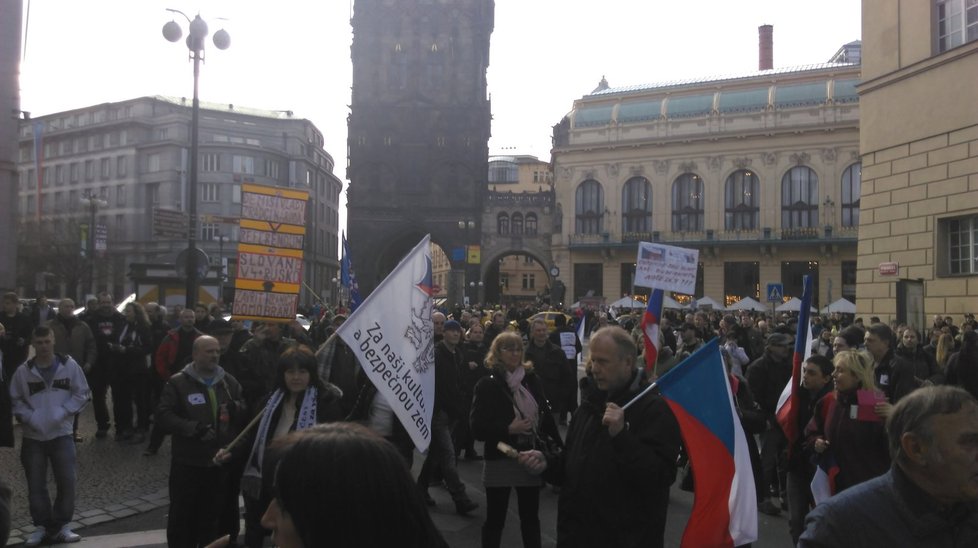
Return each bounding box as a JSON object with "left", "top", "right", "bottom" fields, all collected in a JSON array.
[{"left": 347, "top": 0, "right": 493, "bottom": 303}]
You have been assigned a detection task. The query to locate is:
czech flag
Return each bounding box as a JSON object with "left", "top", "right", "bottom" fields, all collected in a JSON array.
[
  {"left": 776, "top": 275, "right": 814, "bottom": 457},
  {"left": 656, "top": 338, "right": 758, "bottom": 547},
  {"left": 641, "top": 289, "right": 663, "bottom": 375}
]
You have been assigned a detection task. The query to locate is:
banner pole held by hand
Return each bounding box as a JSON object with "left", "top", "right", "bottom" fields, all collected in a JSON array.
[{"left": 621, "top": 381, "right": 659, "bottom": 411}]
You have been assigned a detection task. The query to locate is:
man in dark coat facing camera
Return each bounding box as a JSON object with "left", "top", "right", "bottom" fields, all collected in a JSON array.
[{"left": 519, "top": 326, "right": 681, "bottom": 548}]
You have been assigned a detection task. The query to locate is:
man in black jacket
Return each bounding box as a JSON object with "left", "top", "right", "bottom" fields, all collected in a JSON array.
[
  {"left": 1, "top": 292, "right": 32, "bottom": 381},
  {"left": 416, "top": 320, "right": 478, "bottom": 515},
  {"left": 156, "top": 336, "right": 245, "bottom": 547},
  {"left": 746, "top": 332, "right": 793, "bottom": 515},
  {"left": 520, "top": 326, "right": 681, "bottom": 548},
  {"left": 84, "top": 292, "right": 126, "bottom": 439}
]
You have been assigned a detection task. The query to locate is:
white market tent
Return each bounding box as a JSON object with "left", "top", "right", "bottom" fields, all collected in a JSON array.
[
  {"left": 609, "top": 296, "right": 645, "bottom": 310},
  {"left": 821, "top": 297, "right": 856, "bottom": 314},
  {"left": 727, "top": 296, "right": 768, "bottom": 312},
  {"left": 663, "top": 295, "right": 683, "bottom": 310},
  {"left": 775, "top": 297, "right": 818, "bottom": 313},
  {"left": 691, "top": 296, "right": 723, "bottom": 310}
]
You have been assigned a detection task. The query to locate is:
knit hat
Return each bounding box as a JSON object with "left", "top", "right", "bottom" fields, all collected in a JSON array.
[{"left": 443, "top": 320, "right": 463, "bottom": 332}]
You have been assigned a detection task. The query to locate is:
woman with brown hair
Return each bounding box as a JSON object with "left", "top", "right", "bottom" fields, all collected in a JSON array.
[{"left": 470, "top": 331, "right": 562, "bottom": 548}]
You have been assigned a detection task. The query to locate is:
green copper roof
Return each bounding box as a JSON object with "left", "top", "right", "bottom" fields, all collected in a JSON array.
[
  {"left": 574, "top": 105, "right": 614, "bottom": 127},
  {"left": 774, "top": 82, "right": 828, "bottom": 108},
  {"left": 717, "top": 88, "right": 769, "bottom": 114},
  {"left": 618, "top": 100, "right": 663, "bottom": 122},
  {"left": 666, "top": 94, "right": 714, "bottom": 118}
]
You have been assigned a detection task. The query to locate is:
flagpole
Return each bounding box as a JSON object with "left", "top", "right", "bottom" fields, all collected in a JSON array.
[{"left": 621, "top": 380, "right": 659, "bottom": 411}]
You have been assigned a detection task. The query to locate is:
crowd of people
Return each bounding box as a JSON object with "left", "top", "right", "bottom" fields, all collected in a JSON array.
[{"left": 1, "top": 290, "right": 978, "bottom": 547}]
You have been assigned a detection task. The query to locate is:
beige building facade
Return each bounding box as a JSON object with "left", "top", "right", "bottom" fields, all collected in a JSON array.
[
  {"left": 858, "top": 0, "right": 978, "bottom": 324},
  {"left": 551, "top": 57, "right": 862, "bottom": 310}
]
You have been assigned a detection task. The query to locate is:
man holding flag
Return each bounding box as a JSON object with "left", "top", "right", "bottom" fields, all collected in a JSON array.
[{"left": 519, "top": 326, "right": 681, "bottom": 548}]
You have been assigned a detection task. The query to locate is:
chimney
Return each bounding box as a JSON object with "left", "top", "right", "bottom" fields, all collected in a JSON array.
[{"left": 758, "top": 24, "right": 773, "bottom": 71}]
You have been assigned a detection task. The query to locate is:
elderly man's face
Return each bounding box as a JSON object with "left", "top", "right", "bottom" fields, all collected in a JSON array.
[
  {"left": 432, "top": 313, "right": 446, "bottom": 335},
  {"left": 917, "top": 403, "right": 978, "bottom": 503},
  {"left": 589, "top": 333, "right": 635, "bottom": 393}
]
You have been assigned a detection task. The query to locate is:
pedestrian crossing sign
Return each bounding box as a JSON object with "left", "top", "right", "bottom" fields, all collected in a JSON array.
[{"left": 766, "top": 283, "right": 783, "bottom": 303}]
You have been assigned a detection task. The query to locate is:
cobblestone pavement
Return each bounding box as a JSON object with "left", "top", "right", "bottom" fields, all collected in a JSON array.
[{"left": 2, "top": 397, "right": 173, "bottom": 546}]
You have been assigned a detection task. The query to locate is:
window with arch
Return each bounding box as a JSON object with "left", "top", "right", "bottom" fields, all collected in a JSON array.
[
  {"left": 525, "top": 213, "right": 538, "bottom": 235},
  {"left": 497, "top": 212, "right": 510, "bottom": 235},
  {"left": 575, "top": 179, "right": 604, "bottom": 234},
  {"left": 725, "top": 169, "right": 760, "bottom": 230},
  {"left": 671, "top": 173, "right": 704, "bottom": 232},
  {"left": 781, "top": 166, "right": 819, "bottom": 228},
  {"left": 512, "top": 212, "right": 524, "bottom": 235},
  {"left": 841, "top": 163, "right": 861, "bottom": 227},
  {"left": 621, "top": 176, "right": 652, "bottom": 233}
]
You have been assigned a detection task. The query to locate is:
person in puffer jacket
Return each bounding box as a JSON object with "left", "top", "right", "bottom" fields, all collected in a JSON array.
[{"left": 9, "top": 325, "right": 90, "bottom": 546}]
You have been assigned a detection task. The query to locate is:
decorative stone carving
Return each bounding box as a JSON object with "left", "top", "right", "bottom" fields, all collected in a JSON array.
[
  {"left": 607, "top": 163, "right": 619, "bottom": 176},
  {"left": 629, "top": 165, "right": 645, "bottom": 176},
  {"left": 560, "top": 167, "right": 572, "bottom": 181},
  {"left": 707, "top": 156, "right": 722, "bottom": 171},
  {"left": 763, "top": 152, "right": 777, "bottom": 165},
  {"left": 790, "top": 152, "right": 811, "bottom": 165},
  {"left": 583, "top": 169, "right": 595, "bottom": 180},
  {"left": 653, "top": 160, "right": 670, "bottom": 175},
  {"left": 733, "top": 157, "right": 752, "bottom": 169},
  {"left": 678, "top": 161, "right": 698, "bottom": 173},
  {"left": 821, "top": 148, "right": 837, "bottom": 162},
  {"left": 850, "top": 150, "right": 860, "bottom": 161}
]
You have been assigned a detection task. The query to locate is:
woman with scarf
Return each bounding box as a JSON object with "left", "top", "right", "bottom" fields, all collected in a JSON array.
[
  {"left": 470, "top": 332, "right": 562, "bottom": 548},
  {"left": 216, "top": 346, "right": 343, "bottom": 548}
]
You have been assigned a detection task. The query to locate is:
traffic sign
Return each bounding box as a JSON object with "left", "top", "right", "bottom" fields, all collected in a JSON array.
[
  {"left": 766, "top": 283, "right": 783, "bottom": 303},
  {"left": 153, "top": 208, "right": 188, "bottom": 239}
]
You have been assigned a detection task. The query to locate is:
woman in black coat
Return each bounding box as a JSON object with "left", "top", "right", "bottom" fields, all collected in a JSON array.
[
  {"left": 109, "top": 302, "right": 153, "bottom": 442},
  {"left": 216, "top": 346, "right": 344, "bottom": 548},
  {"left": 471, "top": 331, "right": 562, "bottom": 548}
]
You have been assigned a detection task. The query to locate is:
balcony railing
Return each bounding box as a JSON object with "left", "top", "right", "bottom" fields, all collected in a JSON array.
[{"left": 568, "top": 224, "right": 858, "bottom": 247}]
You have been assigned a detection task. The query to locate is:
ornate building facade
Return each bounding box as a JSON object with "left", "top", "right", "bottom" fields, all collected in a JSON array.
[{"left": 551, "top": 53, "right": 862, "bottom": 310}]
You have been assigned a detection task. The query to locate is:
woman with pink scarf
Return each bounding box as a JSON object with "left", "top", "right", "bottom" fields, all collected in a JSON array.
[{"left": 470, "top": 332, "right": 563, "bottom": 548}]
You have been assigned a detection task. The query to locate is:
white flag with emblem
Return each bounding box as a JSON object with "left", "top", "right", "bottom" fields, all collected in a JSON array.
[{"left": 336, "top": 235, "right": 436, "bottom": 452}]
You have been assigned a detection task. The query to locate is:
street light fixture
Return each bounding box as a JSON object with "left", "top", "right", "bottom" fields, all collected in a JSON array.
[{"left": 162, "top": 9, "right": 230, "bottom": 308}]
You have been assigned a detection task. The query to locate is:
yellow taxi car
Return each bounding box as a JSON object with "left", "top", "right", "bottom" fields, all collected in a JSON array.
[{"left": 528, "top": 311, "right": 575, "bottom": 332}]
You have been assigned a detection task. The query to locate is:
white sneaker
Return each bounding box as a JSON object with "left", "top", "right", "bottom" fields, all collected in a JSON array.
[
  {"left": 24, "top": 527, "right": 46, "bottom": 547},
  {"left": 50, "top": 525, "right": 82, "bottom": 543}
]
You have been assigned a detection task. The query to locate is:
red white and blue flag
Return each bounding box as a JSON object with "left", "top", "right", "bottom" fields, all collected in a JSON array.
[
  {"left": 656, "top": 338, "right": 758, "bottom": 547},
  {"left": 810, "top": 392, "right": 841, "bottom": 504},
  {"left": 641, "top": 288, "right": 663, "bottom": 375},
  {"left": 775, "top": 275, "right": 814, "bottom": 456}
]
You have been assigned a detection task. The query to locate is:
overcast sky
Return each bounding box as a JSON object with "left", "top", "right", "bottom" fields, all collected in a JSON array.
[{"left": 19, "top": 0, "right": 861, "bottom": 232}]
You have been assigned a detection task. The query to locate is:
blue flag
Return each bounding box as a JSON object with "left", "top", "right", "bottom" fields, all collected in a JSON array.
[{"left": 341, "top": 232, "right": 362, "bottom": 312}]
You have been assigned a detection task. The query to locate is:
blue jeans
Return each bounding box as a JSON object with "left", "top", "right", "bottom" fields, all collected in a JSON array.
[{"left": 21, "top": 436, "right": 77, "bottom": 530}]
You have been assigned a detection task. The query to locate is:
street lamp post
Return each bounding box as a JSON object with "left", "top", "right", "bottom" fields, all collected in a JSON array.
[
  {"left": 81, "top": 191, "right": 107, "bottom": 297},
  {"left": 162, "top": 10, "right": 230, "bottom": 308}
]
